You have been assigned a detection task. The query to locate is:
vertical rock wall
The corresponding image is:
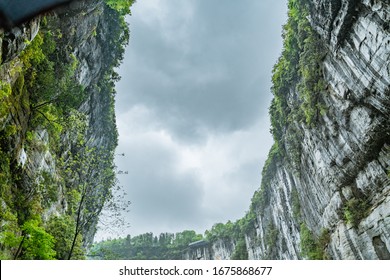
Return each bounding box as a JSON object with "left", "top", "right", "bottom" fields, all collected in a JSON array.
[
  {"left": 185, "top": 239, "right": 236, "bottom": 260},
  {"left": 0, "top": 0, "right": 122, "bottom": 253},
  {"left": 246, "top": 0, "right": 390, "bottom": 260},
  {"left": 187, "top": 0, "right": 389, "bottom": 261}
]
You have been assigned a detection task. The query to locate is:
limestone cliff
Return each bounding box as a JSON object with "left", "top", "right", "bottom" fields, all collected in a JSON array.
[
  {"left": 188, "top": 0, "right": 390, "bottom": 260},
  {"left": 0, "top": 0, "right": 127, "bottom": 259}
]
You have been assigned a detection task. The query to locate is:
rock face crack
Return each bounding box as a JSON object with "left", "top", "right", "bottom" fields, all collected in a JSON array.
[{"left": 372, "top": 236, "right": 390, "bottom": 259}]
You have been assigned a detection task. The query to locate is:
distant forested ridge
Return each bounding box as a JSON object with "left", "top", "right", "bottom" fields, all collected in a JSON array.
[
  {"left": 89, "top": 231, "right": 203, "bottom": 260},
  {"left": 91, "top": 220, "right": 249, "bottom": 260}
]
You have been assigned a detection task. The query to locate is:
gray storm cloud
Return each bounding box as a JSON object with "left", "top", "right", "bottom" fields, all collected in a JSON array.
[{"left": 97, "top": 0, "right": 287, "bottom": 239}]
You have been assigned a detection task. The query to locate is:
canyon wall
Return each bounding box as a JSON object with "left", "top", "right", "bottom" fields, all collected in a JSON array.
[
  {"left": 187, "top": 0, "right": 389, "bottom": 260},
  {"left": 0, "top": 0, "right": 126, "bottom": 258}
]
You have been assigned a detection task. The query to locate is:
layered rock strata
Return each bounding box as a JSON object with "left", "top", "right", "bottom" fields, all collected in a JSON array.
[{"left": 187, "top": 0, "right": 389, "bottom": 260}]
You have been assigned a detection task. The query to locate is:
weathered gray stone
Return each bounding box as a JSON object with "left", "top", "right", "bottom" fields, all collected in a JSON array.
[
  {"left": 188, "top": 0, "right": 390, "bottom": 260},
  {"left": 0, "top": 0, "right": 119, "bottom": 250},
  {"left": 244, "top": 0, "right": 390, "bottom": 260}
]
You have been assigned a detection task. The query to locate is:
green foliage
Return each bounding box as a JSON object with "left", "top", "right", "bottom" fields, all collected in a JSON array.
[
  {"left": 90, "top": 230, "right": 203, "bottom": 260},
  {"left": 26, "top": 34, "right": 86, "bottom": 119},
  {"left": 0, "top": 0, "right": 131, "bottom": 260},
  {"left": 20, "top": 218, "right": 56, "bottom": 260},
  {"left": 291, "top": 187, "right": 301, "bottom": 220},
  {"left": 168, "top": 230, "right": 203, "bottom": 259},
  {"left": 60, "top": 140, "right": 118, "bottom": 259},
  {"left": 269, "top": 0, "right": 327, "bottom": 159},
  {"left": 0, "top": 147, "right": 11, "bottom": 192},
  {"left": 241, "top": 211, "right": 256, "bottom": 233},
  {"left": 37, "top": 171, "right": 59, "bottom": 207},
  {"left": 0, "top": 205, "right": 21, "bottom": 259},
  {"left": 105, "top": 0, "right": 135, "bottom": 16},
  {"left": 300, "top": 224, "right": 330, "bottom": 260},
  {"left": 0, "top": 26, "right": 89, "bottom": 260},
  {"left": 284, "top": 125, "right": 303, "bottom": 171},
  {"left": 231, "top": 237, "right": 248, "bottom": 260},
  {"left": 204, "top": 219, "right": 250, "bottom": 260},
  {"left": 297, "top": 21, "right": 327, "bottom": 126},
  {"left": 24, "top": 130, "right": 48, "bottom": 153},
  {"left": 66, "top": 189, "right": 82, "bottom": 216},
  {"left": 343, "top": 197, "right": 370, "bottom": 228},
  {"left": 317, "top": 229, "right": 331, "bottom": 258},
  {"left": 4, "top": 125, "right": 17, "bottom": 138},
  {"left": 300, "top": 223, "right": 317, "bottom": 259},
  {"left": 0, "top": 140, "right": 19, "bottom": 259},
  {"left": 46, "top": 215, "right": 85, "bottom": 260},
  {"left": 0, "top": 81, "right": 11, "bottom": 99},
  {"left": 19, "top": 33, "right": 46, "bottom": 69},
  {"left": 21, "top": 28, "right": 87, "bottom": 154},
  {"left": 249, "top": 142, "right": 280, "bottom": 216},
  {"left": 205, "top": 221, "right": 236, "bottom": 242},
  {"left": 0, "top": 81, "right": 12, "bottom": 121},
  {"left": 265, "top": 222, "right": 278, "bottom": 249}
]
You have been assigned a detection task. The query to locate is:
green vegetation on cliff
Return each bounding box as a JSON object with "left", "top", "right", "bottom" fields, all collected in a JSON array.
[
  {"left": 195, "top": 0, "right": 328, "bottom": 260},
  {"left": 105, "top": 0, "right": 135, "bottom": 16},
  {"left": 243, "top": 0, "right": 327, "bottom": 259},
  {"left": 0, "top": 1, "right": 134, "bottom": 259},
  {"left": 300, "top": 224, "right": 330, "bottom": 260}
]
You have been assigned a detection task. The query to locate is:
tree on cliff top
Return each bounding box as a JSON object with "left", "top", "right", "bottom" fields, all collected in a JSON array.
[{"left": 105, "top": 0, "right": 136, "bottom": 15}]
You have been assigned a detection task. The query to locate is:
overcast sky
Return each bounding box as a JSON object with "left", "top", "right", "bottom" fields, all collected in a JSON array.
[{"left": 97, "top": 0, "right": 287, "bottom": 239}]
